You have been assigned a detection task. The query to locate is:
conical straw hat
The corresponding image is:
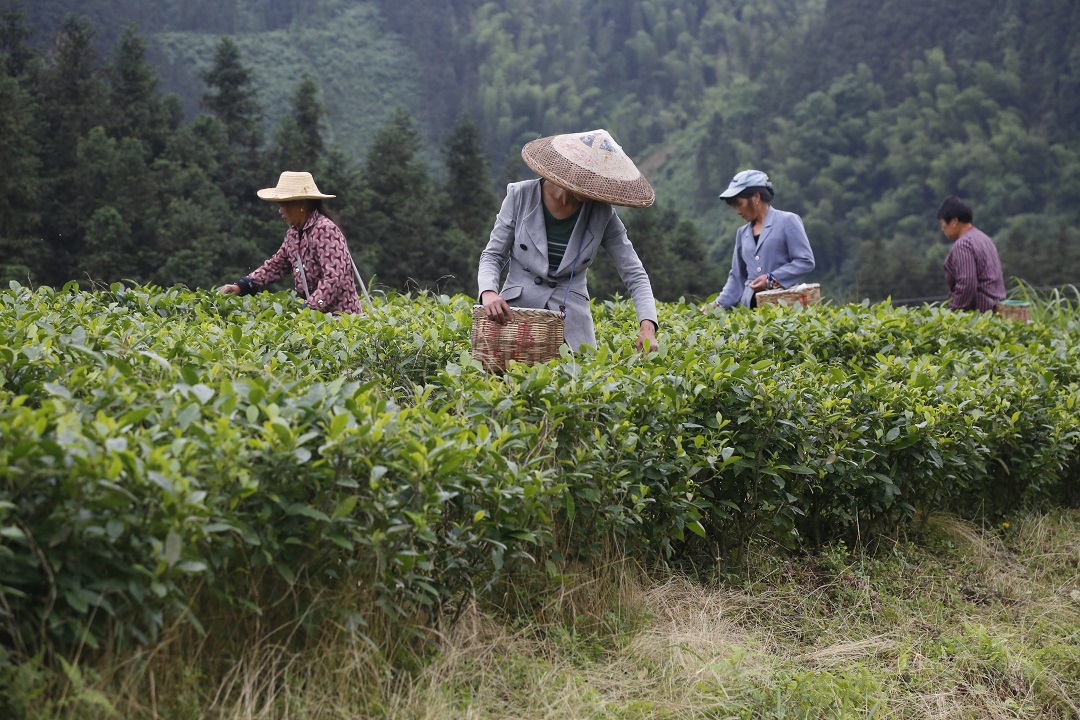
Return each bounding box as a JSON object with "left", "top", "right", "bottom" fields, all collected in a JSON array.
[
  {"left": 257, "top": 171, "right": 336, "bottom": 201},
  {"left": 521, "top": 129, "right": 655, "bottom": 208}
]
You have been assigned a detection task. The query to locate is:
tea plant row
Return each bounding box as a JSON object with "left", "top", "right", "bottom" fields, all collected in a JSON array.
[{"left": 1, "top": 283, "right": 1077, "bottom": 655}]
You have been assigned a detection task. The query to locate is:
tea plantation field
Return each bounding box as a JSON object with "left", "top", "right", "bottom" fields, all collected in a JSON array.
[{"left": 1, "top": 283, "right": 1078, "bottom": 717}]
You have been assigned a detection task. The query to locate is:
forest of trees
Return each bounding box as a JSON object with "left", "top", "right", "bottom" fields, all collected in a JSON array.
[
  {"left": 0, "top": 7, "right": 720, "bottom": 298},
  {"left": 3, "top": 0, "right": 1080, "bottom": 302}
]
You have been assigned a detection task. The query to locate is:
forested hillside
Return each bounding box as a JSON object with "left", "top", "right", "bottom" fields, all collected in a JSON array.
[{"left": 3, "top": 0, "right": 1080, "bottom": 301}]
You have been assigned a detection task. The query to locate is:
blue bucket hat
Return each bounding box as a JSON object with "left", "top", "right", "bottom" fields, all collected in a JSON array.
[{"left": 718, "top": 169, "right": 773, "bottom": 198}]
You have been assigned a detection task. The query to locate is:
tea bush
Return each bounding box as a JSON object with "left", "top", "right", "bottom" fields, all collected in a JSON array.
[{"left": 1, "top": 282, "right": 1078, "bottom": 660}]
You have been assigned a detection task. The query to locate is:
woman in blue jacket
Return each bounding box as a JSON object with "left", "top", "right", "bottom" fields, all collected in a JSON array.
[{"left": 701, "top": 170, "right": 815, "bottom": 310}]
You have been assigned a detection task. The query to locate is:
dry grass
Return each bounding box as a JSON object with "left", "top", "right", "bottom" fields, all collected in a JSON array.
[
  {"left": 17, "top": 511, "right": 1080, "bottom": 719},
  {"left": 380, "top": 573, "right": 764, "bottom": 720},
  {"left": 371, "top": 512, "right": 1080, "bottom": 720}
]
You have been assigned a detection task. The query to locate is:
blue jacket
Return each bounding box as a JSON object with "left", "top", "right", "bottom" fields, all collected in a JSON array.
[
  {"left": 478, "top": 179, "right": 658, "bottom": 350},
  {"left": 714, "top": 207, "right": 815, "bottom": 308}
]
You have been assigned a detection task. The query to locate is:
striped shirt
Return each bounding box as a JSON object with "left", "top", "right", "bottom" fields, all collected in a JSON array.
[{"left": 944, "top": 226, "right": 1006, "bottom": 311}]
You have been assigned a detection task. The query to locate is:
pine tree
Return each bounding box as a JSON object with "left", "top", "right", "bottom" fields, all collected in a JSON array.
[
  {"left": 441, "top": 113, "right": 496, "bottom": 241},
  {"left": 356, "top": 107, "right": 440, "bottom": 292},
  {"left": 82, "top": 205, "right": 132, "bottom": 283},
  {"left": 75, "top": 127, "right": 157, "bottom": 272},
  {"left": 107, "top": 24, "right": 174, "bottom": 153},
  {"left": 435, "top": 113, "right": 497, "bottom": 295},
  {"left": 273, "top": 72, "right": 323, "bottom": 172},
  {"left": 0, "top": 70, "right": 43, "bottom": 283},
  {"left": 0, "top": 2, "right": 36, "bottom": 79},
  {"left": 695, "top": 111, "right": 736, "bottom": 212},
  {"left": 200, "top": 36, "right": 266, "bottom": 214},
  {"left": 201, "top": 37, "right": 261, "bottom": 149},
  {"left": 152, "top": 117, "right": 254, "bottom": 288},
  {"left": 37, "top": 15, "right": 108, "bottom": 283}
]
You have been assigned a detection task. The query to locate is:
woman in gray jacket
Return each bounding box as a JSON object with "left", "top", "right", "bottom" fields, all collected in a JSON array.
[
  {"left": 478, "top": 129, "right": 659, "bottom": 351},
  {"left": 701, "top": 169, "right": 815, "bottom": 310}
]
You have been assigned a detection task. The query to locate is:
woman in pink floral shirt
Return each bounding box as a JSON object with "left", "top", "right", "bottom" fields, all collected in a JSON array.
[{"left": 220, "top": 171, "right": 363, "bottom": 314}]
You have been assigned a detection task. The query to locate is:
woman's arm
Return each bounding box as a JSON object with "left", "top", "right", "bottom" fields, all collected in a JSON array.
[
  {"left": 770, "top": 213, "right": 815, "bottom": 288},
  {"left": 712, "top": 232, "right": 749, "bottom": 308},
  {"left": 478, "top": 185, "right": 519, "bottom": 296},
  {"left": 602, "top": 210, "right": 658, "bottom": 334},
  {"left": 477, "top": 184, "right": 521, "bottom": 322},
  {"left": 247, "top": 234, "right": 295, "bottom": 292}
]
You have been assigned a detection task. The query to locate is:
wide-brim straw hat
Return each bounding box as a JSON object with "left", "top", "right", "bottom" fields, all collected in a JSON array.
[
  {"left": 521, "top": 129, "right": 655, "bottom": 208},
  {"left": 256, "top": 171, "right": 336, "bottom": 201}
]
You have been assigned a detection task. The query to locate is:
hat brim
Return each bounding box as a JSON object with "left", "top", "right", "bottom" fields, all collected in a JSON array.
[
  {"left": 257, "top": 188, "right": 336, "bottom": 201},
  {"left": 718, "top": 186, "right": 743, "bottom": 199},
  {"left": 521, "top": 136, "right": 655, "bottom": 208}
]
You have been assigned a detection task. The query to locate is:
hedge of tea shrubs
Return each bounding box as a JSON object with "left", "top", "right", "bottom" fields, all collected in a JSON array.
[{"left": 1, "top": 282, "right": 1077, "bottom": 653}]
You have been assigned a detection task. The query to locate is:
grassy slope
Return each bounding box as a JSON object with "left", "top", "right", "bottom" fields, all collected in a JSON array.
[
  {"left": 151, "top": 2, "right": 424, "bottom": 167},
  {"left": 375, "top": 513, "right": 1080, "bottom": 719},
  {"left": 53, "top": 511, "right": 1079, "bottom": 719}
]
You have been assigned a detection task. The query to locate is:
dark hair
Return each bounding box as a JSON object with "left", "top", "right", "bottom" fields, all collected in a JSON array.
[
  {"left": 301, "top": 198, "right": 338, "bottom": 223},
  {"left": 279, "top": 198, "right": 338, "bottom": 226},
  {"left": 936, "top": 195, "right": 973, "bottom": 224},
  {"left": 724, "top": 186, "right": 774, "bottom": 207}
]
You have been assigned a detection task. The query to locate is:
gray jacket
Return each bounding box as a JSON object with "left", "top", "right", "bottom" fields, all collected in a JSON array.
[
  {"left": 715, "top": 207, "right": 816, "bottom": 309},
  {"left": 478, "top": 179, "right": 658, "bottom": 350}
]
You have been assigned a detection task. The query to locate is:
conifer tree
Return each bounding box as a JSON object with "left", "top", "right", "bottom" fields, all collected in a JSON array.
[
  {"left": 356, "top": 107, "right": 440, "bottom": 292},
  {"left": 107, "top": 24, "right": 174, "bottom": 153},
  {"left": 152, "top": 114, "right": 253, "bottom": 288},
  {"left": 273, "top": 72, "right": 323, "bottom": 172},
  {"left": 200, "top": 36, "right": 266, "bottom": 215},
  {"left": 37, "top": 15, "right": 108, "bottom": 282},
  {"left": 435, "top": 113, "right": 498, "bottom": 295},
  {"left": 200, "top": 37, "right": 262, "bottom": 151},
  {"left": 82, "top": 205, "right": 132, "bottom": 282},
  {"left": 0, "top": 2, "right": 36, "bottom": 80},
  {"left": 39, "top": 16, "right": 105, "bottom": 171},
  {"left": 0, "top": 3, "right": 40, "bottom": 249},
  {"left": 694, "top": 111, "right": 736, "bottom": 213},
  {"left": 441, "top": 113, "right": 496, "bottom": 240},
  {"left": 0, "top": 71, "right": 42, "bottom": 283}
]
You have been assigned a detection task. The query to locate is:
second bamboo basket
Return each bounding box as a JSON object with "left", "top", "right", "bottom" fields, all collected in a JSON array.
[{"left": 755, "top": 282, "right": 821, "bottom": 308}]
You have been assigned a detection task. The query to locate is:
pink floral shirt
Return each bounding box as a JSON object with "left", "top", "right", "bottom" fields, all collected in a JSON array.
[{"left": 246, "top": 211, "right": 363, "bottom": 314}]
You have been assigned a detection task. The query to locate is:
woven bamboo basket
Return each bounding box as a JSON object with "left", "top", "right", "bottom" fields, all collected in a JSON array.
[
  {"left": 994, "top": 300, "right": 1031, "bottom": 323},
  {"left": 471, "top": 305, "right": 565, "bottom": 373},
  {"left": 755, "top": 282, "right": 821, "bottom": 308}
]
